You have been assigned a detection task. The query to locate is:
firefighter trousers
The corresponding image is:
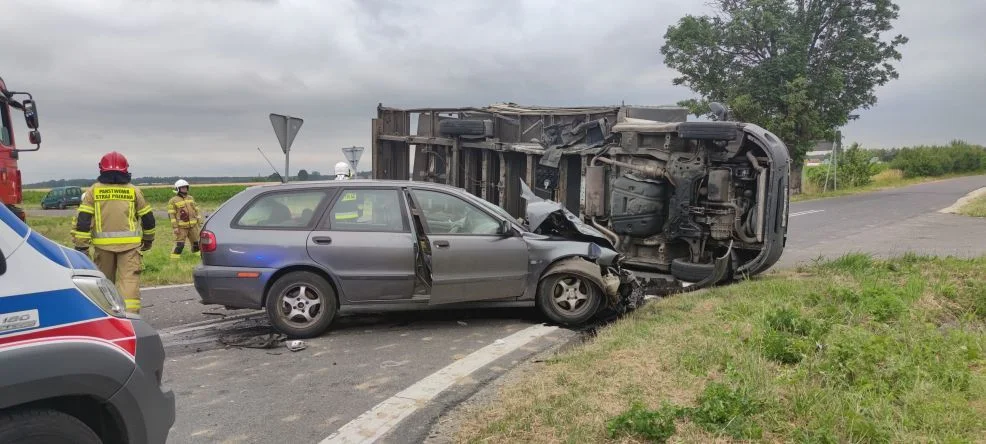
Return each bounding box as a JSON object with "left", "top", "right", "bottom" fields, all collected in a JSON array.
[
  {"left": 172, "top": 224, "right": 201, "bottom": 256},
  {"left": 93, "top": 247, "right": 143, "bottom": 313}
]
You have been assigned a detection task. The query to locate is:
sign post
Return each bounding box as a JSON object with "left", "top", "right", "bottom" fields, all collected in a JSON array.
[
  {"left": 342, "top": 146, "right": 364, "bottom": 177},
  {"left": 269, "top": 113, "right": 304, "bottom": 181}
]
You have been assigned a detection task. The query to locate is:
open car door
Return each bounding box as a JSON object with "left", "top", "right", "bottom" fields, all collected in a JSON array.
[{"left": 405, "top": 187, "right": 529, "bottom": 305}]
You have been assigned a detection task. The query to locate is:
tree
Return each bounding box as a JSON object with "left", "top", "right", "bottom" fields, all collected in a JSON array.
[
  {"left": 660, "top": 0, "right": 908, "bottom": 193},
  {"left": 297, "top": 169, "right": 309, "bottom": 181},
  {"left": 310, "top": 171, "right": 322, "bottom": 180}
]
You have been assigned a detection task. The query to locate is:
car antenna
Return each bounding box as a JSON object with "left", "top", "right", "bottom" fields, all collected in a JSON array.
[{"left": 257, "top": 147, "right": 285, "bottom": 183}]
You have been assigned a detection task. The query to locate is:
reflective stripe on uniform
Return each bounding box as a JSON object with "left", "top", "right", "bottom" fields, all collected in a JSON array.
[
  {"left": 78, "top": 204, "right": 95, "bottom": 214},
  {"left": 91, "top": 230, "right": 142, "bottom": 245},
  {"left": 70, "top": 230, "right": 92, "bottom": 239},
  {"left": 335, "top": 211, "right": 359, "bottom": 220},
  {"left": 124, "top": 298, "right": 141, "bottom": 310},
  {"left": 137, "top": 205, "right": 153, "bottom": 217}
]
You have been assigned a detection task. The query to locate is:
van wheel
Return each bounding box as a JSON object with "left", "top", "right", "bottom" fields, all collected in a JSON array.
[
  {"left": 536, "top": 273, "right": 602, "bottom": 326},
  {"left": 0, "top": 408, "right": 101, "bottom": 444},
  {"left": 265, "top": 271, "right": 338, "bottom": 338}
]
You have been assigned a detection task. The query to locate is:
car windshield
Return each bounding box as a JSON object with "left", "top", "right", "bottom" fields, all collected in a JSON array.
[{"left": 465, "top": 192, "right": 524, "bottom": 228}]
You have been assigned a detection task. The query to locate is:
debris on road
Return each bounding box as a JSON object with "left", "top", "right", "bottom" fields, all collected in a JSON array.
[
  {"left": 286, "top": 340, "right": 307, "bottom": 352},
  {"left": 457, "top": 321, "right": 468, "bottom": 326}
]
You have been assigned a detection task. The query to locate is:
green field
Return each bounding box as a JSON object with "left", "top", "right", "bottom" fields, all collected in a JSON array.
[
  {"left": 28, "top": 216, "right": 200, "bottom": 286},
  {"left": 454, "top": 254, "right": 986, "bottom": 443},
  {"left": 22, "top": 184, "right": 254, "bottom": 210}
]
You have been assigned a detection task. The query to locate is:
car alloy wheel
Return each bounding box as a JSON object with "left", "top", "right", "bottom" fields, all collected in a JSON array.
[
  {"left": 265, "top": 271, "right": 338, "bottom": 338},
  {"left": 276, "top": 284, "right": 324, "bottom": 327},
  {"left": 550, "top": 275, "right": 593, "bottom": 318},
  {"left": 536, "top": 272, "right": 602, "bottom": 326}
]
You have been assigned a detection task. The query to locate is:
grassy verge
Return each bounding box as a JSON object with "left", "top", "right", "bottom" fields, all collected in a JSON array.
[
  {"left": 454, "top": 254, "right": 986, "bottom": 443},
  {"left": 21, "top": 184, "right": 251, "bottom": 211},
  {"left": 794, "top": 169, "right": 983, "bottom": 202},
  {"left": 958, "top": 193, "right": 986, "bottom": 218},
  {"left": 28, "top": 216, "right": 199, "bottom": 286}
]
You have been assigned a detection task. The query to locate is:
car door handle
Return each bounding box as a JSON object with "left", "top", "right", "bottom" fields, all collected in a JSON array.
[
  {"left": 434, "top": 240, "right": 450, "bottom": 248},
  {"left": 312, "top": 236, "right": 332, "bottom": 245}
]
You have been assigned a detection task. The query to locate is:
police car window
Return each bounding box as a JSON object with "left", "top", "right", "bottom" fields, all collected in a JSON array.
[
  {"left": 327, "top": 189, "right": 405, "bottom": 232},
  {"left": 411, "top": 189, "right": 500, "bottom": 235},
  {"left": 235, "top": 190, "right": 327, "bottom": 228}
]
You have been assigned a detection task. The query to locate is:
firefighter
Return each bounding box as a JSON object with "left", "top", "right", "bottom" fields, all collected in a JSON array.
[
  {"left": 334, "top": 161, "right": 352, "bottom": 180},
  {"left": 167, "top": 179, "right": 203, "bottom": 259},
  {"left": 71, "top": 152, "right": 155, "bottom": 314}
]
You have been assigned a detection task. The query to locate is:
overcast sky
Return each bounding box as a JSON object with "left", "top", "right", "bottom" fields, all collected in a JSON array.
[{"left": 2, "top": 0, "right": 983, "bottom": 182}]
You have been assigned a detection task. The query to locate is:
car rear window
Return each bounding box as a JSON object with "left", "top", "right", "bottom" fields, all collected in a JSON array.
[{"left": 234, "top": 190, "right": 328, "bottom": 229}]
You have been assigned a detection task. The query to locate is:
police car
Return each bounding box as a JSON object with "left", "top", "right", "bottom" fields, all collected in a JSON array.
[{"left": 0, "top": 205, "right": 174, "bottom": 444}]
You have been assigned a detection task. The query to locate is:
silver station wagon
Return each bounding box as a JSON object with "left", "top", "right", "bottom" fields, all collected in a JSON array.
[{"left": 193, "top": 180, "right": 641, "bottom": 338}]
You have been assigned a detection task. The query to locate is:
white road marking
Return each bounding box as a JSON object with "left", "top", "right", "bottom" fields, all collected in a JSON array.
[
  {"left": 320, "top": 323, "right": 560, "bottom": 444},
  {"left": 790, "top": 209, "right": 824, "bottom": 217},
  {"left": 141, "top": 283, "right": 194, "bottom": 291}
]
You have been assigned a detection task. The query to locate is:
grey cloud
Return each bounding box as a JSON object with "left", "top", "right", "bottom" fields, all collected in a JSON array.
[{"left": 1, "top": 0, "right": 982, "bottom": 182}]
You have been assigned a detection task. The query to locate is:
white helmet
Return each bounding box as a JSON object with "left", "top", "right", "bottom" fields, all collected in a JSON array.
[
  {"left": 334, "top": 161, "right": 351, "bottom": 179},
  {"left": 174, "top": 179, "right": 190, "bottom": 192}
]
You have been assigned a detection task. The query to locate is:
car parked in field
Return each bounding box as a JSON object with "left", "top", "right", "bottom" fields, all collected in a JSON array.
[
  {"left": 40, "top": 186, "right": 83, "bottom": 210},
  {"left": 0, "top": 205, "right": 175, "bottom": 444},
  {"left": 193, "top": 180, "right": 641, "bottom": 338}
]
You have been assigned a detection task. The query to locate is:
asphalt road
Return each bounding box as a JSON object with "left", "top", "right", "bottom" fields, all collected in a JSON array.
[{"left": 83, "top": 175, "right": 986, "bottom": 443}]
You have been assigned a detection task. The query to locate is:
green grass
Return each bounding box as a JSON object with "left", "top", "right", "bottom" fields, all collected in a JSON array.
[
  {"left": 28, "top": 216, "right": 200, "bottom": 286},
  {"left": 453, "top": 254, "right": 986, "bottom": 443},
  {"left": 21, "top": 184, "right": 251, "bottom": 210},
  {"left": 794, "top": 169, "right": 984, "bottom": 202},
  {"left": 958, "top": 194, "right": 986, "bottom": 218}
]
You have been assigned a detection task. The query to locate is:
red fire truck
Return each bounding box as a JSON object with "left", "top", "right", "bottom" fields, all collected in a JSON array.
[{"left": 0, "top": 76, "right": 41, "bottom": 221}]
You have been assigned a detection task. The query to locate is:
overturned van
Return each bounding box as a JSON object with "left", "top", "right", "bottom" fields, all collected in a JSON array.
[{"left": 371, "top": 103, "right": 791, "bottom": 289}]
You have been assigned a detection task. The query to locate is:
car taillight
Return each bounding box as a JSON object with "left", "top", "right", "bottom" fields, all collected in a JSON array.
[{"left": 200, "top": 230, "right": 217, "bottom": 252}]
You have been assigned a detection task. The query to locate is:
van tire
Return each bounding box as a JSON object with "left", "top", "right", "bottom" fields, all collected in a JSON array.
[{"left": 0, "top": 408, "right": 101, "bottom": 444}]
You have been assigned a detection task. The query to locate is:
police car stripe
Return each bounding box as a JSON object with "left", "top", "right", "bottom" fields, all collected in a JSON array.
[
  {"left": 0, "top": 337, "right": 136, "bottom": 360},
  {"left": 0, "top": 288, "right": 107, "bottom": 330},
  {"left": 0, "top": 204, "right": 28, "bottom": 237},
  {"left": 0, "top": 317, "right": 135, "bottom": 345},
  {"left": 25, "top": 231, "right": 71, "bottom": 268}
]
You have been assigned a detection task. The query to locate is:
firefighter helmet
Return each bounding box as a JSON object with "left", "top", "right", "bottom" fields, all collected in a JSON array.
[
  {"left": 174, "top": 179, "right": 190, "bottom": 193},
  {"left": 98, "top": 151, "right": 130, "bottom": 174},
  {"left": 334, "top": 161, "right": 351, "bottom": 179}
]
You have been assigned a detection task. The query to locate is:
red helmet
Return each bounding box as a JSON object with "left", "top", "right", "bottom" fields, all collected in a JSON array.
[{"left": 98, "top": 151, "right": 129, "bottom": 174}]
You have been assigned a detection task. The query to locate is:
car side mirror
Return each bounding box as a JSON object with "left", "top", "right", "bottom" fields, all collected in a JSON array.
[
  {"left": 23, "top": 100, "right": 39, "bottom": 129},
  {"left": 28, "top": 130, "right": 41, "bottom": 146},
  {"left": 0, "top": 247, "right": 6, "bottom": 276},
  {"left": 499, "top": 220, "right": 513, "bottom": 236}
]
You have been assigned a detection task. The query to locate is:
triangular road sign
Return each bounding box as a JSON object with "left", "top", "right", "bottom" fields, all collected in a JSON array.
[
  {"left": 270, "top": 113, "right": 304, "bottom": 154},
  {"left": 342, "top": 146, "right": 364, "bottom": 172}
]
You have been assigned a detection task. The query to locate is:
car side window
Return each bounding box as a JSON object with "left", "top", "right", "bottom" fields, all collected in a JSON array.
[
  {"left": 326, "top": 189, "right": 406, "bottom": 232},
  {"left": 411, "top": 189, "right": 501, "bottom": 235},
  {"left": 234, "top": 190, "right": 328, "bottom": 229}
]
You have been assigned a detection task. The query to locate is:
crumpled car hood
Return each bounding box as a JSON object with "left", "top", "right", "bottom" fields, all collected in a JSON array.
[{"left": 520, "top": 180, "right": 615, "bottom": 249}]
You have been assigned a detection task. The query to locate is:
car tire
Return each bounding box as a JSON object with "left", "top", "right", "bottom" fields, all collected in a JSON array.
[
  {"left": 265, "top": 271, "right": 338, "bottom": 339},
  {"left": 57, "top": 202, "right": 66, "bottom": 210},
  {"left": 438, "top": 119, "right": 489, "bottom": 136},
  {"left": 677, "top": 121, "right": 740, "bottom": 141},
  {"left": 0, "top": 408, "right": 101, "bottom": 444},
  {"left": 536, "top": 273, "right": 603, "bottom": 326}
]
